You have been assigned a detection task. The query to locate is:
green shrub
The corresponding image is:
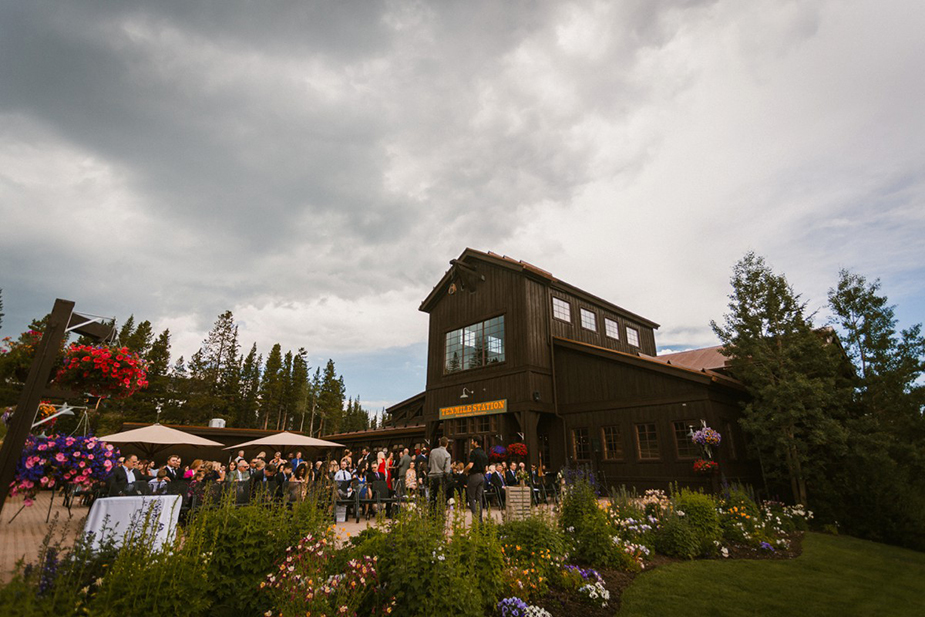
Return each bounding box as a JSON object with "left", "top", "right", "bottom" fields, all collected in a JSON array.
[
  {"left": 654, "top": 514, "right": 700, "bottom": 559},
  {"left": 719, "top": 485, "right": 762, "bottom": 545},
  {"left": 673, "top": 488, "right": 721, "bottom": 556},
  {"left": 498, "top": 512, "right": 568, "bottom": 577},
  {"left": 371, "top": 502, "right": 490, "bottom": 617}
]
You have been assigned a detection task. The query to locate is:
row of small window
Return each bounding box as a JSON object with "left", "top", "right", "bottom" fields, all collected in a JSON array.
[
  {"left": 444, "top": 415, "right": 500, "bottom": 436},
  {"left": 571, "top": 421, "right": 737, "bottom": 462},
  {"left": 553, "top": 297, "right": 639, "bottom": 347}
]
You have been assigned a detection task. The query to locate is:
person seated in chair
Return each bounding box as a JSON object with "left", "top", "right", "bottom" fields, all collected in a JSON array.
[
  {"left": 503, "top": 462, "right": 517, "bottom": 487},
  {"left": 109, "top": 454, "right": 143, "bottom": 496},
  {"left": 148, "top": 468, "right": 170, "bottom": 494}
]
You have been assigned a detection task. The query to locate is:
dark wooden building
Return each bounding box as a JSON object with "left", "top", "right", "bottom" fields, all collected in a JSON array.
[{"left": 329, "top": 249, "right": 758, "bottom": 489}]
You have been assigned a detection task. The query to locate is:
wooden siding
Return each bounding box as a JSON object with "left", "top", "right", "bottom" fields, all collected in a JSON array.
[
  {"left": 549, "top": 290, "right": 657, "bottom": 356},
  {"left": 553, "top": 345, "right": 760, "bottom": 489}
]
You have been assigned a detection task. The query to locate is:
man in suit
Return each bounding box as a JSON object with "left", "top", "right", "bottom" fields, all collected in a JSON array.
[
  {"left": 229, "top": 459, "right": 251, "bottom": 483},
  {"left": 162, "top": 454, "right": 181, "bottom": 482},
  {"left": 503, "top": 462, "right": 517, "bottom": 486},
  {"left": 250, "top": 460, "right": 275, "bottom": 498},
  {"left": 110, "top": 454, "right": 143, "bottom": 495}
]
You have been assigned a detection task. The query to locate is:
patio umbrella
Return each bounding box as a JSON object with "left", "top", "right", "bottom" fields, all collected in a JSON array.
[
  {"left": 99, "top": 423, "right": 225, "bottom": 458},
  {"left": 223, "top": 431, "right": 344, "bottom": 451}
]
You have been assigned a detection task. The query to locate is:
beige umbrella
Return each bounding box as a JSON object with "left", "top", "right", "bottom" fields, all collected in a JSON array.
[
  {"left": 223, "top": 431, "right": 344, "bottom": 451},
  {"left": 99, "top": 423, "right": 225, "bottom": 458}
]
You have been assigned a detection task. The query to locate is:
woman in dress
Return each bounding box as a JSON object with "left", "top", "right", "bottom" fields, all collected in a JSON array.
[{"left": 405, "top": 460, "right": 417, "bottom": 496}]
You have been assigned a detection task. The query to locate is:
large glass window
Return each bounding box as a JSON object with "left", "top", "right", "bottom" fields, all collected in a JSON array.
[
  {"left": 444, "top": 315, "right": 505, "bottom": 374},
  {"left": 580, "top": 308, "right": 597, "bottom": 331},
  {"left": 635, "top": 423, "right": 660, "bottom": 460},
  {"left": 673, "top": 421, "right": 701, "bottom": 459},
  {"left": 601, "top": 426, "right": 624, "bottom": 460},
  {"left": 604, "top": 318, "right": 620, "bottom": 340},
  {"left": 552, "top": 297, "right": 571, "bottom": 322},
  {"left": 572, "top": 427, "right": 590, "bottom": 460},
  {"left": 626, "top": 326, "right": 640, "bottom": 347}
]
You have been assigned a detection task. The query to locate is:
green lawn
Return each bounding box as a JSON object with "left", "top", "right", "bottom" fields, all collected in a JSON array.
[{"left": 619, "top": 533, "right": 925, "bottom": 616}]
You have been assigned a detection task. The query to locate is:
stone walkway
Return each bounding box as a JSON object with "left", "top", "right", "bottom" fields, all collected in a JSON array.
[{"left": 0, "top": 491, "right": 88, "bottom": 583}]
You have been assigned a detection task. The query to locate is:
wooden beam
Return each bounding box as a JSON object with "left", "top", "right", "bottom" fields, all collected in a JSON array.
[
  {"left": 0, "top": 299, "right": 75, "bottom": 514},
  {"left": 66, "top": 313, "right": 115, "bottom": 340}
]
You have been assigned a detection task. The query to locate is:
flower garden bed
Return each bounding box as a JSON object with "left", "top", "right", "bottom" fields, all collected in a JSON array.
[{"left": 0, "top": 473, "right": 813, "bottom": 617}]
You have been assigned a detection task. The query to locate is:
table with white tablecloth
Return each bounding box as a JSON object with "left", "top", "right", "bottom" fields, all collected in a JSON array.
[{"left": 82, "top": 495, "right": 182, "bottom": 550}]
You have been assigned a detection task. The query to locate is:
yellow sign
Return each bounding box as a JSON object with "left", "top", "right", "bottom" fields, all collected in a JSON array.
[{"left": 439, "top": 399, "right": 507, "bottom": 420}]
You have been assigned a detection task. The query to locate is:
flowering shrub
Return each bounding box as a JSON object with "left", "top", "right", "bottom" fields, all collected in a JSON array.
[
  {"left": 497, "top": 596, "right": 552, "bottom": 617},
  {"left": 55, "top": 344, "right": 149, "bottom": 399},
  {"left": 490, "top": 445, "right": 508, "bottom": 462},
  {"left": 0, "top": 329, "right": 45, "bottom": 381},
  {"left": 577, "top": 580, "right": 610, "bottom": 608},
  {"left": 262, "top": 533, "right": 384, "bottom": 617},
  {"left": 11, "top": 434, "right": 119, "bottom": 506}
]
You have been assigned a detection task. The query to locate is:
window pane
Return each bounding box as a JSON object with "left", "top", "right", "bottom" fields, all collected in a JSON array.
[
  {"left": 580, "top": 308, "right": 597, "bottom": 331},
  {"left": 602, "top": 426, "right": 623, "bottom": 460},
  {"left": 673, "top": 421, "right": 700, "bottom": 458},
  {"left": 636, "top": 423, "right": 659, "bottom": 460},
  {"left": 445, "top": 328, "right": 463, "bottom": 373},
  {"left": 626, "top": 327, "right": 640, "bottom": 347},
  {"left": 552, "top": 297, "right": 571, "bottom": 322},
  {"left": 604, "top": 318, "right": 620, "bottom": 340},
  {"left": 444, "top": 316, "right": 505, "bottom": 374},
  {"left": 573, "top": 428, "right": 590, "bottom": 460}
]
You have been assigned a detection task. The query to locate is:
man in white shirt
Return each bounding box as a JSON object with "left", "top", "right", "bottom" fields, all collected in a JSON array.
[
  {"left": 110, "top": 454, "right": 140, "bottom": 495},
  {"left": 334, "top": 460, "right": 354, "bottom": 498}
]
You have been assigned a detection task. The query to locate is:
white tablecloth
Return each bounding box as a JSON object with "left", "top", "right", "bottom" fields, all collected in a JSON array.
[{"left": 82, "top": 495, "right": 182, "bottom": 551}]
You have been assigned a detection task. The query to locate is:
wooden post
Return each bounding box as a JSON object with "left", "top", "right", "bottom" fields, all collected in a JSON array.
[
  {"left": 0, "top": 299, "right": 74, "bottom": 515},
  {"left": 0, "top": 300, "right": 115, "bottom": 516}
]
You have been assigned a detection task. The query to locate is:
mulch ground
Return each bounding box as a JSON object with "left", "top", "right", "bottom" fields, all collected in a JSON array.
[{"left": 534, "top": 532, "right": 804, "bottom": 616}]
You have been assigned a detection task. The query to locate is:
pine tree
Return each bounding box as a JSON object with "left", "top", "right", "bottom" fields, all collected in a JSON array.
[
  {"left": 259, "top": 344, "right": 283, "bottom": 430},
  {"left": 236, "top": 344, "right": 261, "bottom": 428},
  {"left": 828, "top": 270, "right": 925, "bottom": 424},
  {"left": 290, "top": 348, "right": 310, "bottom": 432},
  {"left": 318, "top": 359, "right": 345, "bottom": 435},
  {"left": 824, "top": 269, "right": 925, "bottom": 548},
  {"left": 117, "top": 315, "right": 136, "bottom": 345},
  {"left": 123, "top": 320, "right": 153, "bottom": 354},
  {"left": 307, "top": 368, "right": 322, "bottom": 436},
  {"left": 712, "top": 252, "right": 847, "bottom": 505}
]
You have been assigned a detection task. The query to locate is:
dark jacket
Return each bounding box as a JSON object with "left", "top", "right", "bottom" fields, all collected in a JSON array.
[{"left": 109, "top": 466, "right": 143, "bottom": 496}]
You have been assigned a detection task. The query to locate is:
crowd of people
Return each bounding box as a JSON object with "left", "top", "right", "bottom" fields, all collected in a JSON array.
[{"left": 104, "top": 436, "right": 553, "bottom": 520}]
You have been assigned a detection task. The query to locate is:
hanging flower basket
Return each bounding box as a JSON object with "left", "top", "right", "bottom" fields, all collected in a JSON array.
[
  {"left": 36, "top": 401, "right": 57, "bottom": 431},
  {"left": 489, "top": 445, "right": 508, "bottom": 462},
  {"left": 693, "top": 458, "right": 719, "bottom": 475},
  {"left": 55, "top": 344, "right": 149, "bottom": 399},
  {"left": 11, "top": 434, "right": 120, "bottom": 506},
  {"left": 507, "top": 442, "right": 528, "bottom": 460}
]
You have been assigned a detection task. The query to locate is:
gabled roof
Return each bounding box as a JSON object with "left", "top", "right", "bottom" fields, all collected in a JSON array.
[
  {"left": 648, "top": 345, "right": 730, "bottom": 372},
  {"left": 419, "top": 248, "right": 659, "bottom": 328},
  {"left": 554, "top": 337, "right": 745, "bottom": 391}
]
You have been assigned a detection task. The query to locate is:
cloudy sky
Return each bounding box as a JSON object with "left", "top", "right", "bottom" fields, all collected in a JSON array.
[{"left": 1, "top": 1, "right": 923, "bottom": 411}]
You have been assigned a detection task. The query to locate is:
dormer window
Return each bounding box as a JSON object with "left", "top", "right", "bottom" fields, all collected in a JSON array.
[
  {"left": 552, "top": 297, "right": 571, "bottom": 322},
  {"left": 626, "top": 326, "right": 640, "bottom": 347},
  {"left": 605, "top": 318, "right": 620, "bottom": 340},
  {"left": 445, "top": 315, "right": 505, "bottom": 373},
  {"left": 580, "top": 308, "right": 597, "bottom": 331}
]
